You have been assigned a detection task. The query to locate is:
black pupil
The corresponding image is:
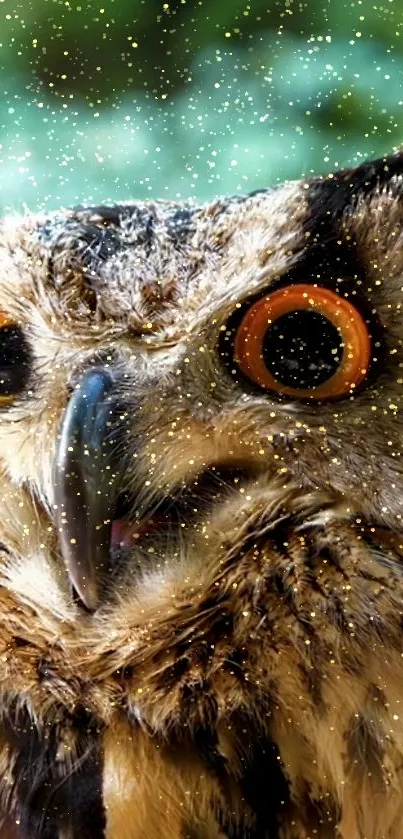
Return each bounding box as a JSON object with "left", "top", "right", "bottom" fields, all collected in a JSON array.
[
  {"left": 262, "top": 309, "right": 344, "bottom": 390},
  {"left": 0, "top": 325, "right": 30, "bottom": 396}
]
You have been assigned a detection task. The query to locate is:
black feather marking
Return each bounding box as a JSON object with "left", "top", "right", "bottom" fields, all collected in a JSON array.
[
  {"left": 193, "top": 711, "right": 290, "bottom": 839},
  {"left": 119, "top": 205, "right": 156, "bottom": 254},
  {"left": 72, "top": 224, "right": 122, "bottom": 267},
  {"left": 298, "top": 786, "right": 341, "bottom": 838},
  {"left": 307, "top": 151, "right": 403, "bottom": 220},
  {"left": 166, "top": 206, "right": 197, "bottom": 244},
  {"left": 346, "top": 712, "right": 384, "bottom": 778},
  {"left": 294, "top": 154, "right": 403, "bottom": 286},
  {"left": 295, "top": 152, "right": 403, "bottom": 291},
  {"left": 236, "top": 726, "right": 290, "bottom": 839},
  {"left": 75, "top": 205, "right": 131, "bottom": 226},
  {"left": 156, "top": 655, "right": 190, "bottom": 694},
  {"left": 4, "top": 704, "right": 105, "bottom": 839}
]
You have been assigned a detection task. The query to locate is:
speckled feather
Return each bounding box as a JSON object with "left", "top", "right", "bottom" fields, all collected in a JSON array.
[{"left": 0, "top": 153, "right": 402, "bottom": 837}]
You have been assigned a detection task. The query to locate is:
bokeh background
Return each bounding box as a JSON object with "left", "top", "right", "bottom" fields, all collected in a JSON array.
[{"left": 1, "top": 0, "right": 402, "bottom": 213}]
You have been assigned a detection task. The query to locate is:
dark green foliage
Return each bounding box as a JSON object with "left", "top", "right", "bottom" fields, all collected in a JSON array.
[{"left": 0, "top": 0, "right": 402, "bottom": 210}]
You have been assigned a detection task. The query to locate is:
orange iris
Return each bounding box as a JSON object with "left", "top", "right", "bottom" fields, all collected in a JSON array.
[{"left": 233, "top": 284, "right": 372, "bottom": 400}]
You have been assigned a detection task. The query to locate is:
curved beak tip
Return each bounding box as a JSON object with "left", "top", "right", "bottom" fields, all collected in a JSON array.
[{"left": 75, "top": 579, "right": 100, "bottom": 612}]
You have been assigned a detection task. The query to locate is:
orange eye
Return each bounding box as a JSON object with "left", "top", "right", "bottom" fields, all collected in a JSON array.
[{"left": 233, "top": 284, "right": 372, "bottom": 400}]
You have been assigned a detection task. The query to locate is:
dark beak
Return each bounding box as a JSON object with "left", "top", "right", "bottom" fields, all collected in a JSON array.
[{"left": 54, "top": 368, "right": 122, "bottom": 610}]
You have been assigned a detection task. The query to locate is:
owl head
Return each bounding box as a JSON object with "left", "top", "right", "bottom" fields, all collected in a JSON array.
[{"left": 0, "top": 152, "right": 403, "bottom": 839}]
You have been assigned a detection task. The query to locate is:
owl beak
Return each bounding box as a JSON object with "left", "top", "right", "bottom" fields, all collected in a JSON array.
[{"left": 53, "top": 368, "right": 121, "bottom": 610}]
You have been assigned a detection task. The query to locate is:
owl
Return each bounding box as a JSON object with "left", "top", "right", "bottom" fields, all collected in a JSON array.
[{"left": 0, "top": 151, "right": 402, "bottom": 839}]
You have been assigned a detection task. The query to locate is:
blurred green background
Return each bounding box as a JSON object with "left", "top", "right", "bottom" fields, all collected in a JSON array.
[{"left": 1, "top": 0, "right": 402, "bottom": 213}]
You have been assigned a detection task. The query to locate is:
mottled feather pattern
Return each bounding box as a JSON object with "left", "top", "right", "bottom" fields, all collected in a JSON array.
[{"left": 0, "top": 153, "right": 402, "bottom": 837}]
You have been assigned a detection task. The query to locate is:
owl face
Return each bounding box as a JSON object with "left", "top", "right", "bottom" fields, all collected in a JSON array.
[
  {"left": 1, "top": 153, "right": 403, "bottom": 839},
  {"left": 0, "top": 154, "right": 402, "bottom": 609}
]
